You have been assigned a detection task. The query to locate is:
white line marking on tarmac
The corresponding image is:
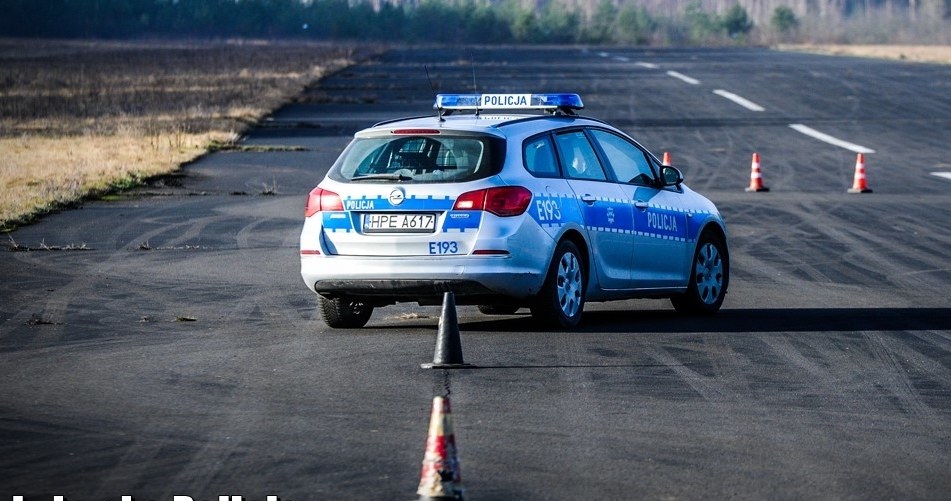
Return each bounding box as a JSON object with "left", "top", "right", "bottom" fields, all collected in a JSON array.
[
  {"left": 788, "top": 124, "right": 876, "bottom": 154},
  {"left": 666, "top": 71, "right": 700, "bottom": 85},
  {"left": 597, "top": 51, "right": 610, "bottom": 58},
  {"left": 931, "top": 172, "right": 951, "bottom": 181},
  {"left": 713, "top": 89, "right": 765, "bottom": 111},
  {"left": 636, "top": 62, "right": 658, "bottom": 69},
  {"left": 613, "top": 56, "right": 630, "bottom": 62}
]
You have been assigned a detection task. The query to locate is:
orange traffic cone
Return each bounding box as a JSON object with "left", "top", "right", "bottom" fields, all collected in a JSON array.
[
  {"left": 745, "top": 152, "right": 769, "bottom": 192},
  {"left": 417, "top": 396, "right": 464, "bottom": 500},
  {"left": 662, "top": 151, "right": 672, "bottom": 166},
  {"left": 847, "top": 153, "right": 873, "bottom": 193}
]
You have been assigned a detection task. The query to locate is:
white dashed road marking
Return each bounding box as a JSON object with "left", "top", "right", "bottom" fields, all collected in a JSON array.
[
  {"left": 666, "top": 71, "right": 700, "bottom": 85},
  {"left": 788, "top": 124, "right": 876, "bottom": 154},
  {"left": 931, "top": 172, "right": 951, "bottom": 181},
  {"left": 610, "top": 58, "right": 882, "bottom": 159},
  {"left": 713, "top": 89, "right": 765, "bottom": 112}
]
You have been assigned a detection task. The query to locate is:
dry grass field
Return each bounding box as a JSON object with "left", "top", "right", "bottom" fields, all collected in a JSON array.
[
  {"left": 777, "top": 44, "right": 951, "bottom": 64},
  {"left": 0, "top": 39, "right": 362, "bottom": 231}
]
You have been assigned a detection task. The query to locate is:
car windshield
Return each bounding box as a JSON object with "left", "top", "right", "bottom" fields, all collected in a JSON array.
[{"left": 328, "top": 135, "right": 505, "bottom": 183}]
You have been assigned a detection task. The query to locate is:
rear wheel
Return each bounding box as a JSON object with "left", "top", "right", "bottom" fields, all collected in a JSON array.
[
  {"left": 318, "top": 295, "right": 373, "bottom": 328},
  {"left": 671, "top": 231, "right": 728, "bottom": 315},
  {"left": 478, "top": 304, "right": 520, "bottom": 315},
  {"left": 531, "top": 240, "right": 586, "bottom": 330}
]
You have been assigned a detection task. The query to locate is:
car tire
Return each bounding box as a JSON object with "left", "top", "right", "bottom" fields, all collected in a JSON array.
[
  {"left": 318, "top": 295, "right": 373, "bottom": 328},
  {"left": 671, "top": 231, "right": 729, "bottom": 315},
  {"left": 477, "top": 304, "right": 520, "bottom": 315},
  {"left": 531, "top": 240, "right": 586, "bottom": 330}
]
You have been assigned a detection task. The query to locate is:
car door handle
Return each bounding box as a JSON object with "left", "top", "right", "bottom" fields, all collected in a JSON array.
[
  {"left": 581, "top": 194, "right": 597, "bottom": 205},
  {"left": 634, "top": 201, "right": 649, "bottom": 210}
]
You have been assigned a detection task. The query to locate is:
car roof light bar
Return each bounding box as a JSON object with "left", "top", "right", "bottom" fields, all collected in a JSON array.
[{"left": 434, "top": 93, "right": 584, "bottom": 117}]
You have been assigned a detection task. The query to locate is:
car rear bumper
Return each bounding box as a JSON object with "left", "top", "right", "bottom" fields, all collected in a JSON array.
[{"left": 301, "top": 255, "right": 545, "bottom": 301}]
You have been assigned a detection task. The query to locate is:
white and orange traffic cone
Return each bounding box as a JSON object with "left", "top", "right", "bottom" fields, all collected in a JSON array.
[
  {"left": 417, "top": 396, "right": 464, "bottom": 500},
  {"left": 745, "top": 152, "right": 769, "bottom": 192},
  {"left": 662, "top": 151, "right": 672, "bottom": 166},
  {"left": 847, "top": 153, "right": 873, "bottom": 193}
]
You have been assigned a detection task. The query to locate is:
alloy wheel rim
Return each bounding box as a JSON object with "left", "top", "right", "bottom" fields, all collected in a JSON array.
[
  {"left": 556, "top": 252, "right": 582, "bottom": 317},
  {"left": 695, "top": 243, "right": 724, "bottom": 305}
]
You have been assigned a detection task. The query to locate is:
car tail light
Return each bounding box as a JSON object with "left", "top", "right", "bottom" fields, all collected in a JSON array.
[
  {"left": 305, "top": 187, "right": 343, "bottom": 217},
  {"left": 453, "top": 190, "right": 485, "bottom": 211},
  {"left": 453, "top": 187, "right": 532, "bottom": 217}
]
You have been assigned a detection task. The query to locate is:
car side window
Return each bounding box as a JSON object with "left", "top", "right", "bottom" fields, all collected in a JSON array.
[
  {"left": 523, "top": 135, "right": 559, "bottom": 177},
  {"left": 589, "top": 129, "right": 656, "bottom": 186},
  {"left": 554, "top": 130, "right": 607, "bottom": 181}
]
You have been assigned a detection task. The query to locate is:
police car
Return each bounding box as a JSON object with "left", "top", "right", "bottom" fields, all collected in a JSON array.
[{"left": 300, "top": 93, "right": 728, "bottom": 329}]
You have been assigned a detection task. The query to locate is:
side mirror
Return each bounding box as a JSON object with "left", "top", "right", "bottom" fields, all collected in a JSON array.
[{"left": 660, "top": 165, "right": 684, "bottom": 187}]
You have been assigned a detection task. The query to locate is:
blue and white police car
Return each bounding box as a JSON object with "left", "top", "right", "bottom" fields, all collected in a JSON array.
[{"left": 300, "top": 93, "right": 728, "bottom": 329}]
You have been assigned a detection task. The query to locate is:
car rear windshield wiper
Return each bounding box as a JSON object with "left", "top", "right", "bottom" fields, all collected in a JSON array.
[{"left": 351, "top": 173, "right": 414, "bottom": 182}]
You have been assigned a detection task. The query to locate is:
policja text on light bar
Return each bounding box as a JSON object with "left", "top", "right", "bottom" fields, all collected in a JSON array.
[{"left": 434, "top": 93, "right": 584, "bottom": 112}]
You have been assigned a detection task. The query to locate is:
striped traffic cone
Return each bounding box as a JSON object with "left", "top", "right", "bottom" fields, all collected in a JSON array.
[
  {"left": 417, "top": 396, "right": 464, "bottom": 500},
  {"left": 847, "top": 153, "right": 873, "bottom": 193},
  {"left": 662, "top": 151, "right": 672, "bottom": 166},
  {"left": 745, "top": 152, "right": 769, "bottom": 192}
]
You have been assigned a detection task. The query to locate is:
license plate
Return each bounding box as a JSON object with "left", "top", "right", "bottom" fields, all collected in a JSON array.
[{"left": 363, "top": 213, "right": 436, "bottom": 233}]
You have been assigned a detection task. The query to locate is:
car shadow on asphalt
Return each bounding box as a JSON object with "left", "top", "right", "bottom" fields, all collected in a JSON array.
[{"left": 457, "top": 308, "right": 951, "bottom": 334}]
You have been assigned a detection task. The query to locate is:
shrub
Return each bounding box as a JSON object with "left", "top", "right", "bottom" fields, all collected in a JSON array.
[
  {"left": 685, "top": 0, "right": 724, "bottom": 41},
  {"left": 771, "top": 5, "right": 799, "bottom": 34},
  {"left": 722, "top": 4, "right": 754, "bottom": 37},
  {"left": 617, "top": 6, "right": 657, "bottom": 45}
]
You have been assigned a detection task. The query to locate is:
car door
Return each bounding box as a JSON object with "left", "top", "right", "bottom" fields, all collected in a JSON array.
[
  {"left": 552, "top": 129, "right": 633, "bottom": 289},
  {"left": 587, "top": 129, "right": 690, "bottom": 288}
]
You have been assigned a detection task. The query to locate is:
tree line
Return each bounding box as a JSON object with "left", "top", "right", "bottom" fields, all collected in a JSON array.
[
  {"left": 0, "top": 0, "right": 773, "bottom": 44},
  {"left": 0, "top": 0, "right": 944, "bottom": 44}
]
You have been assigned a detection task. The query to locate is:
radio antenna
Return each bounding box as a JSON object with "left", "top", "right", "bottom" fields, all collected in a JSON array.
[
  {"left": 470, "top": 53, "right": 478, "bottom": 93},
  {"left": 425, "top": 66, "right": 445, "bottom": 122},
  {"left": 424, "top": 65, "right": 437, "bottom": 98}
]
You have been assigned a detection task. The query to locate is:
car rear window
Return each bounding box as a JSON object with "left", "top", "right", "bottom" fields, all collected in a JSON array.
[{"left": 328, "top": 135, "right": 505, "bottom": 184}]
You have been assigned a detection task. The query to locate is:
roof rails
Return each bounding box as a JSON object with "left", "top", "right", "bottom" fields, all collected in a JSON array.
[{"left": 434, "top": 93, "right": 584, "bottom": 118}]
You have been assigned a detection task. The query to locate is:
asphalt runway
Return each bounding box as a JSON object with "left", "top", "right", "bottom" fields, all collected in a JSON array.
[{"left": 2, "top": 46, "right": 950, "bottom": 500}]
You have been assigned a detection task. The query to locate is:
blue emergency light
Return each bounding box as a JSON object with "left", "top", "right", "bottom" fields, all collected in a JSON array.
[{"left": 434, "top": 93, "right": 584, "bottom": 115}]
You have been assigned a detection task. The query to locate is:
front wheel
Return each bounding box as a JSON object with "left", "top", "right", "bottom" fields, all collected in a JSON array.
[
  {"left": 531, "top": 240, "right": 586, "bottom": 330},
  {"left": 671, "top": 231, "right": 729, "bottom": 315},
  {"left": 318, "top": 295, "right": 373, "bottom": 328}
]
